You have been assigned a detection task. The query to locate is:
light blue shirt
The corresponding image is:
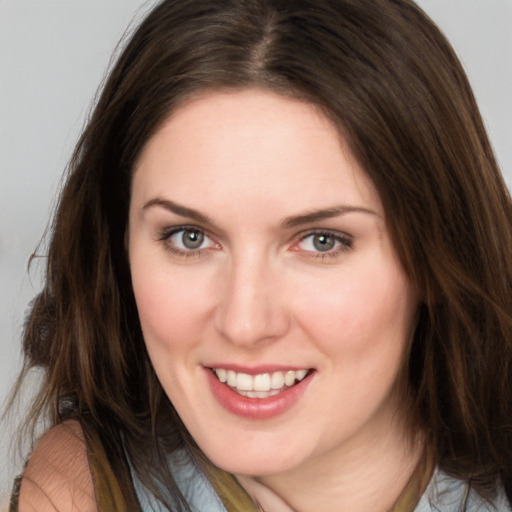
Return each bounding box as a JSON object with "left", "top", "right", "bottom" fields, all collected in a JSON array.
[
  {"left": 132, "top": 451, "right": 511, "bottom": 512},
  {"left": 415, "top": 470, "right": 511, "bottom": 512}
]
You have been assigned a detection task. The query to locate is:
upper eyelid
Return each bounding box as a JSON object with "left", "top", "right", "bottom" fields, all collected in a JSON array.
[
  {"left": 157, "top": 225, "right": 215, "bottom": 247},
  {"left": 295, "top": 228, "right": 353, "bottom": 242},
  {"left": 146, "top": 205, "right": 227, "bottom": 240},
  {"left": 159, "top": 224, "right": 213, "bottom": 239}
]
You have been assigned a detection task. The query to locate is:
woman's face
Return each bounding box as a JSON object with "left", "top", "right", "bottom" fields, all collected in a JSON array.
[{"left": 129, "top": 89, "right": 418, "bottom": 476}]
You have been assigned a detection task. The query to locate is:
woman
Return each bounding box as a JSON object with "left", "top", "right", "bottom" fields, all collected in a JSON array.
[{"left": 9, "top": 0, "right": 512, "bottom": 510}]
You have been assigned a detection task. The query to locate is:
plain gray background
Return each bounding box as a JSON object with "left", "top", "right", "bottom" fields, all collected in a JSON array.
[{"left": 1, "top": 0, "right": 511, "bottom": 501}]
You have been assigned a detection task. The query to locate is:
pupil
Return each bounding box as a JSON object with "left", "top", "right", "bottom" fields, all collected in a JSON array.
[
  {"left": 313, "top": 234, "right": 334, "bottom": 252},
  {"left": 182, "top": 230, "right": 204, "bottom": 249}
]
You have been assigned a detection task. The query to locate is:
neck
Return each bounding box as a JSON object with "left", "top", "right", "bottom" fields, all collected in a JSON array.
[{"left": 236, "top": 414, "right": 425, "bottom": 512}]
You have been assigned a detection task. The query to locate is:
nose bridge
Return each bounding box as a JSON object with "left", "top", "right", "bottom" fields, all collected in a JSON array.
[{"left": 214, "top": 247, "right": 288, "bottom": 346}]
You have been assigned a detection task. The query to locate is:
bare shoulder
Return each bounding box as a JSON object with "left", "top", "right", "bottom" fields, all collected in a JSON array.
[{"left": 18, "top": 420, "right": 97, "bottom": 512}]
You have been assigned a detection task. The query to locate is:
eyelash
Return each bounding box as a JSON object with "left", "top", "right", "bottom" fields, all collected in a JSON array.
[
  {"left": 157, "top": 226, "right": 353, "bottom": 260},
  {"left": 293, "top": 229, "right": 353, "bottom": 260},
  {"left": 157, "top": 225, "right": 218, "bottom": 259}
]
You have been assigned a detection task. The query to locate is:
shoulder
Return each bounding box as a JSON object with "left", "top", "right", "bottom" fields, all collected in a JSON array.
[
  {"left": 415, "top": 469, "right": 512, "bottom": 512},
  {"left": 18, "top": 420, "right": 97, "bottom": 512}
]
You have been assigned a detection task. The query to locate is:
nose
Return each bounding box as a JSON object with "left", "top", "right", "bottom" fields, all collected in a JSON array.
[{"left": 213, "top": 252, "right": 290, "bottom": 347}]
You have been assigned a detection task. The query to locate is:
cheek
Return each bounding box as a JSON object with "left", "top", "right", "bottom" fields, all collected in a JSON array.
[
  {"left": 290, "top": 261, "right": 416, "bottom": 358},
  {"left": 131, "top": 260, "right": 214, "bottom": 354}
]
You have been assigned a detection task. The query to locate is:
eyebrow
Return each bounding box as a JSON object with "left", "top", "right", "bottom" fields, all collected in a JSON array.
[
  {"left": 280, "top": 205, "right": 377, "bottom": 228},
  {"left": 142, "top": 197, "right": 377, "bottom": 228},
  {"left": 142, "top": 198, "right": 215, "bottom": 226}
]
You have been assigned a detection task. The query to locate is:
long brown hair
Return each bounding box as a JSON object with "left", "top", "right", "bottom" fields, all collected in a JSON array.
[{"left": 10, "top": 0, "right": 512, "bottom": 509}]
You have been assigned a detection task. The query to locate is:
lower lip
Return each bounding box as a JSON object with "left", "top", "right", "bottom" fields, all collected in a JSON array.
[{"left": 205, "top": 369, "right": 313, "bottom": 420}]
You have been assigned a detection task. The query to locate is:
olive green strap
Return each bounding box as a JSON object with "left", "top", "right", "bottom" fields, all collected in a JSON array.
[
  {"left": 82, "top": 421, "right": 142, "bottom": 512},
  {"left": 8, "top": 473, "right": 23, "bottom": 512}
]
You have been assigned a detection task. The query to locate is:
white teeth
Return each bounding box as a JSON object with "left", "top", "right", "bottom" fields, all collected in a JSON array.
[
  {"left": 236, "top": 372, "right": 253, "bottom": 391},
  {"left": 213, "top": 368, "right": 310, "bottom": 396},
  {"left": 270, "top": 371, "right": 285, "bottom": 389},
  {"left": 216, "top": 368, "right": 227, "bottom": 383},
  {"left": 296, "top": 369, "right": 308, "bottom": 381},
  {"left": 237, "top": 390, "right": 282, "bottom": 398},
  {"left": 253, "top": 373, "right": 271, "bottom": 391},
  {"left": 284, "top": 370, "right": 296, "bottom": 386},
  {"left": 227, "top": 370, "right": 237, "bottom": 387}
]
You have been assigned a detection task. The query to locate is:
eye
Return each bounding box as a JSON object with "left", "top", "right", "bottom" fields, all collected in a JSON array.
[
  {"left": 172, "top": 228, "right": 206, "bottom": 250},
  {"left": 301, "top": 233, "right": 337, "bottom": 252},
  {"left": 159, "top": 226, "right": 218, "bottom": 255},
  {"left": 295, "top": 230, "right": 352, "bottom": 258}
]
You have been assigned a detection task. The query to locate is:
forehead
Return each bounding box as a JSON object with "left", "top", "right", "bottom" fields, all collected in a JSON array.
[{"left": 132, "top": 88, "right": 383, "bottom": 219}]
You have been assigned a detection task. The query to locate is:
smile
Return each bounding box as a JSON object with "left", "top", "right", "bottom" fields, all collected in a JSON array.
[{"left": 212, "top": 368, "right": 311, "bottom": 398}]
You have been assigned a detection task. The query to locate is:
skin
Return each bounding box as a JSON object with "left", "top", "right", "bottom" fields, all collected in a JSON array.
[
  {"left": 129, "top": 89, "right": 422, "bottom": 511},
  {"left": 18, "top": 420, "right": 97, "bottom": 512}
]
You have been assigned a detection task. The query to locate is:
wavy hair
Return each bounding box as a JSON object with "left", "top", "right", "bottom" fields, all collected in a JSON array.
[{"left": 10, "top": 0, "right": 512, "bottom": 510}]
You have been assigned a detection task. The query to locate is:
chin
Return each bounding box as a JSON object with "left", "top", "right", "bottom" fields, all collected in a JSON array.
[{"left": 202, "top": 438, "right": 307, "bottom": 477}]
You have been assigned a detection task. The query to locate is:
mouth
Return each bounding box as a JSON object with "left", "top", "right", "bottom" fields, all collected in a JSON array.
[{"left": 211, "top": 368, "right": 313, "bottom": 398}]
